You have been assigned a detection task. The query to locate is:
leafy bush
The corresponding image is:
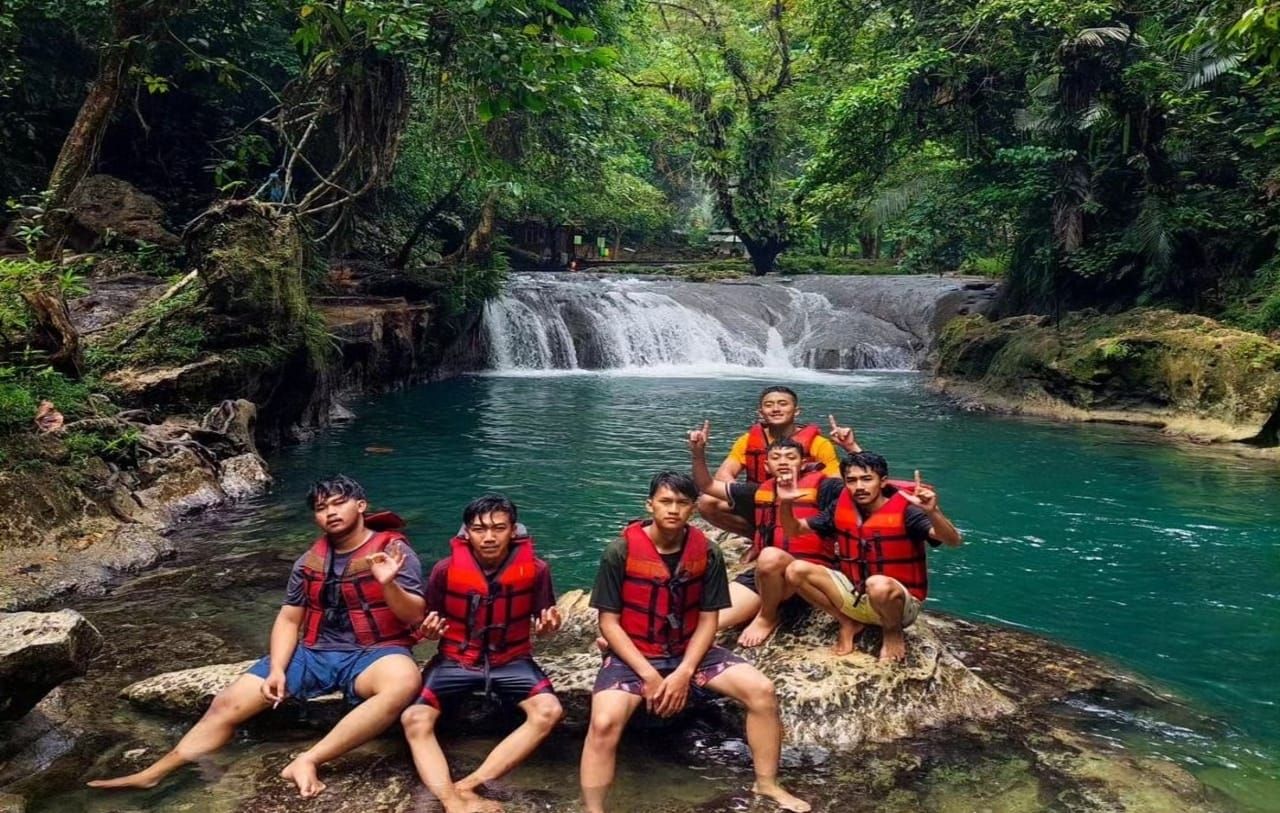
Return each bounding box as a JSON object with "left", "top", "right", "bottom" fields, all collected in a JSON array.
[{"left": 776, "top": 254, "right": 900, "bottom": 275}]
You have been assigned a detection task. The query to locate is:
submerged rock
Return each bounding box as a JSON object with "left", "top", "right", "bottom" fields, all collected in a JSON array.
[
  {"left": 0, "top": 611, "right": 101, "bottom": 720},
  {"left": 934, "top": 309, "right": 1280, "bottom": 445}
]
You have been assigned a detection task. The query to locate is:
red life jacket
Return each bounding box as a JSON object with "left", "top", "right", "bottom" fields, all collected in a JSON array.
[
  {"left": 618, "top": 521, "right": 709, "bottom": 658},
  {"left": 751, "top": 470, "right": 834, "bottom": 566},
  {"left": 832, "top": 486, "right": 930, "bottom": 601},
  {"left": 298, "top": 512, "right": 417, "bottom": 649},
  {"left": 742, "top": 423, "right": 823, "bottom": 483},
  {"left": 439, "top": 535, "right": 539, "bottom": 668}
]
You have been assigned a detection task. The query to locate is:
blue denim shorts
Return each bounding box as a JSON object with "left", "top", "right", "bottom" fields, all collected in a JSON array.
[{"left": 246, "top": 645, "right": 413, "bottom": 703}]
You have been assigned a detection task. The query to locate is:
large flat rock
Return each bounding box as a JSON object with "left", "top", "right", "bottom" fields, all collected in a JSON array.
[{"left": 0, "top": 611, "right": 101, "bottom": 720}]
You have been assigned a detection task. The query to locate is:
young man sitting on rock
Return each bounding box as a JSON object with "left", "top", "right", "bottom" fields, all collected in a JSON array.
[
  {"left": 579, "top": 471, "right": 809, "bottom": 813},
  {"left": 88, "top": 474, "right": 426, "bottom": 797},
  {"left": 695, "top": 386, "right": 847, "bottom": 538},
  {"left": 689, "top": 420, "right": 855, "bottom": 647},
  {"left": 776, "top": 452, "right": 963, "bottom": 662},
  {"left": 401, "top": 494, "right": 564, "bottom": 813}
]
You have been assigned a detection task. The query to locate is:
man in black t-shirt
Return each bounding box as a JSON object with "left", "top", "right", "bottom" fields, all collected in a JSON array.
[{"left": 579, "top": 472, "right": 809, "bottom": 813}]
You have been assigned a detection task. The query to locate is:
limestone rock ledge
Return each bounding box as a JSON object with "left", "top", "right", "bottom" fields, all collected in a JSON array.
[{"left": 933, "top": 308, "right": 1280, "bottom": 446}]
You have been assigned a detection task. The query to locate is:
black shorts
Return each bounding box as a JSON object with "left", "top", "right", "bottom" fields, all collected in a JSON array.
[
  {"left": 730, "top": 493, "right": 756, "bottom": 524},
  {"left": 416, "top": 655, "right": 555, "bottom": 710},
  {"left": 732, "top": 568, "right": 814, "bottom": 616},
  {"left": 591, "top": 645, "right": 746, "bottom": 696}
]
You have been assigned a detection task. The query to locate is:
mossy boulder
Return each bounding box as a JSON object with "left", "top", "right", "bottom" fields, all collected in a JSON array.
[
  {"left": 935, "top": 309, "right": 1280, "bottom": 443},
  {"left": 185, "top": 200, "right": 312, "bottom": 349}
]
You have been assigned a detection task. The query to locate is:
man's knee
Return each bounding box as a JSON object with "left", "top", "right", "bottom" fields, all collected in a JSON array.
[
  {"left": 400, "top": 703, "right": 440, "bottom": 737},
  {"left": 586, "top": 705, "right": 628, "bottom": 745},
  {"left": 755, "top": 547, "right": 792, "bottom": 575},
  {"left": 865, "top": 575, "right": 904, "bottom": 606},
  {"left": 206, "top": 678, "right": 264, "bottom": 722},
  {"left": 525, "top": 694, "right": 564, "bottom": 732},
  {"left": 360, "top": 655, "right": 422, "bottom": 702},
  {"left": 740, "top": 674, "right": 779, "bottom": 714},
  {"left": 784, "top": 560, "right": 813, "bottom": 586}
]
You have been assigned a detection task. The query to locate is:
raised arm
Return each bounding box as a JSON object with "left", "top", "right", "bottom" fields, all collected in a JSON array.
[
  {"left": 688, "top": 420, "right": 731, "bottom": 501},
  {"left": 904, "top": 470, "right": 963, "bottom": 547}
]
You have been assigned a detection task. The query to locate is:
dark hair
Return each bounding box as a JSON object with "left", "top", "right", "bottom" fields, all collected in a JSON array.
[
  {"left": 463, "top": 494, "right": 518, "bottom": 526},
  {"left": 648, "top": 470, "right": 698, "bottom": 501},
  {"left": 758, "top": 385, "right": 799, "bottom": 406},
  {"left": 306, "top": 474, "right": 366, "bottom": 510},
  {"left": 841, "top": 451, "right": 889, "bottom": 479},
  {"left": 767, "top": 438, "right": 805, "bottom": 456}
]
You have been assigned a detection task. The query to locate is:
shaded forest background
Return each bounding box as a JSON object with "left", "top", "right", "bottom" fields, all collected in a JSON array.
[{"left": 4, "top": 0, "right": 1280, "bottom": 438}]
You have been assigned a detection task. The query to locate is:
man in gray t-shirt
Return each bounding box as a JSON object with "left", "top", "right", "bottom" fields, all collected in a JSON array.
[{"left": 88, "top": 475, "right": 426, "bottom": 799}]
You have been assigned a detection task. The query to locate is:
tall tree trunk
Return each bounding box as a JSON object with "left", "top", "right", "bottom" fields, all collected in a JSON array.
[
  {"left": 859, "top": 233, "right": 880, "bottom": 260},
  {"left": 742, "top": 235, "right": 784, "bottom": 275},
  {"left": 20, "top": 290, "right": 82, "bottom": 376},
  {"left": 391, "top": 178, "right": 464, "bottom": 269},
  {"left": 463, "top": 193, "right": 497, "bottom": 263}
]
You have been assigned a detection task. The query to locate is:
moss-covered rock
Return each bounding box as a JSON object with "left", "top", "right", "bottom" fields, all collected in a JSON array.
[{"left": 934, "top": 309, "right": 1280, "bottom": 444}]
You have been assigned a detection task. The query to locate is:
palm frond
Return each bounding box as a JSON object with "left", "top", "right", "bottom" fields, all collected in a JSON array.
[
  {"left": 1180, "top": 45, "right": 1243, "bottom": 89},
  {"left": 860, "top": 174, "right": 933, "bottom": 231},
  {"left": 1073, "top": 25, "right": 1139, "bottom": 49}
]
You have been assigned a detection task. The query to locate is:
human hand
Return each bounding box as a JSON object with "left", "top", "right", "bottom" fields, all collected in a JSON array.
[
  {"left": 534, "top": 606, "right": 562, "bottom": 637},
  {"left": 900, "top": 469, "right": 938, "bottom": 512},
  {"left": 649, "top": 668, "right": 692, "bottom": 717},
  {"left": 640, "top": 670, "right": 664, "bottom": 712},
  {"left": 367, "top": 541, "right": 407, "bottom": 586},
  {"left": 686, "top": 420, "right": 710, "bottom": 453},
  {"left": 416, "top": 611, "right": 448, "bottom": 641},
  {"left": 774, "top": 470, "right": 801, "bottom": 502},
  {"left": 828, "top": 414, "right": 859, "bottom": 452},
  {"left": 262, "top": 669, "right": 288, "bottom": 706}
]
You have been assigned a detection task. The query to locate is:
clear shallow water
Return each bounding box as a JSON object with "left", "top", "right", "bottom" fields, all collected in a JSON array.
[
  {"left": 42, "top": 369, "right": 1279, "bottom": 811},
  {"left": 253, "top": 371, "right": 1280, "bottom": 802}
]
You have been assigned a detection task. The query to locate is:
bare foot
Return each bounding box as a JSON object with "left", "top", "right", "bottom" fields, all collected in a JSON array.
[
  {"left": 280, "top": 756, "right": 327, "bottom": 798},
  {"left": 457, "top": 786, "right": 504, "bottom": 813},
  {"left": 86, "top": 770, "right": 163, "bottom": 790},
  {"left": 830, "top": 619, "right": 865, "bottom": 655},
  {"left": 737, "top": 615, "right": 780, "bottom": 647},
  {"left": 878, "top": 629, "right": 907, "bottom": 663},
  {"left": 752, "top": 780, "right": 811, "bottom": 812}
]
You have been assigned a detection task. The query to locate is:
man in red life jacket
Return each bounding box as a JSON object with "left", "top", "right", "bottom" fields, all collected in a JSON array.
[
  {"left": 696, "top": 386, "right": 851, "bottom": 537},
  {"left": 777, "top": 452, "right": 963, "bottom": 663},
  {"left": 401, "top": 494, "right": 563, "bottom": 813},
  {"left": 88, "top": 475, "right": 425, "bottom": 797},
  {"left": 579, "top": 472, "right": 810, "bottom": 813},
  {"left": 690, "top": 422, "right": 855, "bottom": 647}
]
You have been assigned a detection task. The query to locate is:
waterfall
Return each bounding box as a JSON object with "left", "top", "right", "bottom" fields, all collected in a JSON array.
[{"left": 477, "top": 272, "right": 991, "bottom": 373}]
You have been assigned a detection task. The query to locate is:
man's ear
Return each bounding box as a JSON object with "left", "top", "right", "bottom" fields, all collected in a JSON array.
[{"left": 356, "top": 498, "right": 369, "bottom": 514}]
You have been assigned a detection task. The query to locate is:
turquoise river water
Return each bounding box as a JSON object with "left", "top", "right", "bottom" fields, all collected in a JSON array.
[{"left": 32, "top": 368, "right": 1280, "bottom": 812}]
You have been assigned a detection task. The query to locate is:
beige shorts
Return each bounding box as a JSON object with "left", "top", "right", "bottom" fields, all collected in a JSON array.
[{"left": 826, "top": 568, "right": 921, "bottom": 627}]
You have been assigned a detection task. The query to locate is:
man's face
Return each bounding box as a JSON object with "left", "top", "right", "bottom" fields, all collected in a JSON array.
[
  {"left": 843, "top": 466, "right": 885, "bottom": 506},
  {"left": 465, "top": 511, "right": 515, "bottom": 567},
  {"left": 757, "top": 392, "right": 799, "bottom": 428},
  {"left": 312, "top": 492, "right": 367, "bottom": 536},
  {"left": 646, "top": 485, "right": 695, "bottom": 533},
  {"left": 765, "top": 447, "right": 803, "bottom": 481}
]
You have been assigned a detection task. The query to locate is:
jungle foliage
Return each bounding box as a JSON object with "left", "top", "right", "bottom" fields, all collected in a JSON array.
[{"left": 3, "top": 0, "right": 1280, "bottom": 395}]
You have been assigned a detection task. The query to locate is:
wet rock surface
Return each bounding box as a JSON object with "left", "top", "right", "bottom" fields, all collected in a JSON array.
[
  {"left": 0, "top": 611, "right": 101, "bottom": 719},
  {"left": 934, "top": 308, "right": 1280, "bottom": 445}
]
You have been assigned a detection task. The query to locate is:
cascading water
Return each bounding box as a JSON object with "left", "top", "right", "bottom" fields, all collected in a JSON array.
[{"left": 479, "top": 272, "right": 993, "bottom": 372}]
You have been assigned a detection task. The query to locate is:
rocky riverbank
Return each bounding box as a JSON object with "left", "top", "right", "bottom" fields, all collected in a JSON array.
[
  {"left": 12, "top": 527, "right": 1227, "bottom": 813},
  {"left": 933, "top": 308, "right": 1280, "bottom": 450}
]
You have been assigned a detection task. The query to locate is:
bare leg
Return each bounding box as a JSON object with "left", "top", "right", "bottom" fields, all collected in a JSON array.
[
  {"left": 704, "top": 664, "right": 809, "bottom": 812},
  {"left": 738, "top": 548, "right": 795, "bottom": 647},
  {"left": 280, "top": 653, "right": 420, "bottom": 798},
  {"left": 718, "top": 580, "right": 763, "bottom": 630},
  {"left": 785, "top": 562, "right": 864, "bottom": 655},
  {"left": 88, "top": 674, "right": 273, "bottom": 789},
  {"left": 863, "top": 575, "right": 907, "bottom": 663},
  {"left": 455, "top": 692, "right": 563, "bottom": 799},
  {"left": 403, "top": 704, "right": 498, "bottom": 813},
  {"left": 580, "top": 690, "right": 644, "bottom": 813},
  {"left": 697, "top": 493, "right": 753, "bottom": 537}
]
